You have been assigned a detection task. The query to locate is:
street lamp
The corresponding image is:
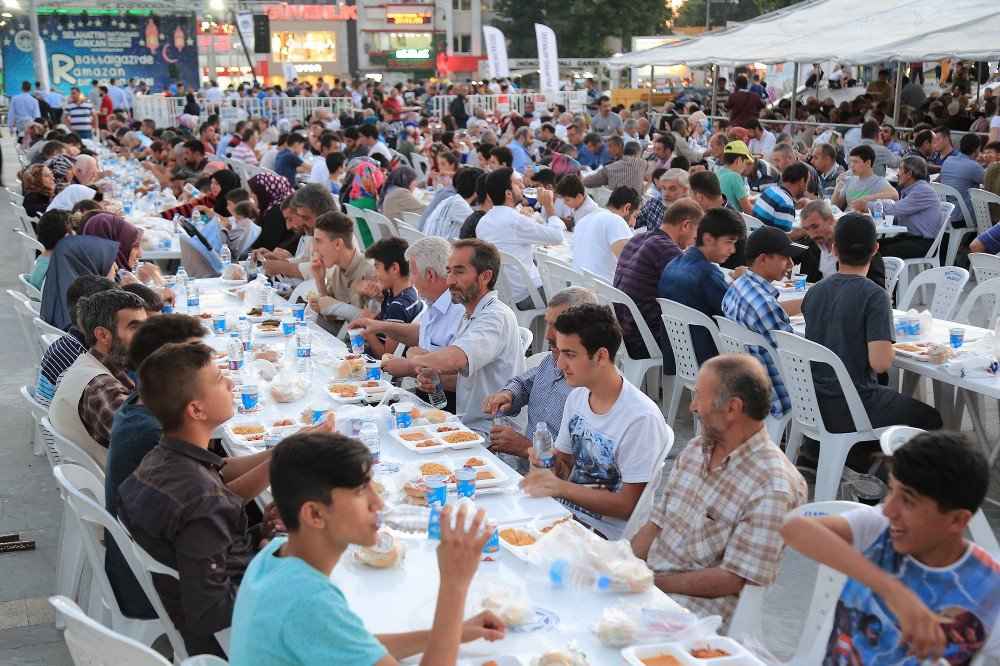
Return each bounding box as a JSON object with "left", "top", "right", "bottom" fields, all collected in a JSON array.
[{"left": 705, "top": 0, "right": 739, "bottom": 31}]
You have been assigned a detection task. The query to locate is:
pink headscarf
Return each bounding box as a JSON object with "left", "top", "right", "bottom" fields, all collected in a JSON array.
[{"left": 82, "top": 213, "right": 142, "bottom": 271}]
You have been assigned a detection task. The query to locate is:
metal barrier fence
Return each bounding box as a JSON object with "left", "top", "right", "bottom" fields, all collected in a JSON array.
[
  {"left": 429, "top": 91, "right": 589, "bottom": 120},
  {"left": 134, "top": 96, "right": 355, "bottom": 131}
]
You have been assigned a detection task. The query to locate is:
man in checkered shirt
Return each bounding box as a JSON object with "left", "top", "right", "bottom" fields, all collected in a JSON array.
[{"left": 630, "top": 355, "right": 807, "bottom": 623}]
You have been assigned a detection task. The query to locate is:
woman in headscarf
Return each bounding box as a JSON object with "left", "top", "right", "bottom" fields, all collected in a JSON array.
[
  {"left": 44, "top": 153, "right": 76, "bottom": 189},
  {"left": 82, "top": 213, "right": 143, "bottom": 273},
  {"left": 194, "top": 169, "right": 241, "bottom": 218},
  {"left": 19, "top": 164, "right": 56, "bottom": 218},
  {"left": 183, "top": 92, "right": 201, "bottom": 117},
  {"left": 40, "top": 235, "right": 118, "bottom": 330},
  {"left": 348, "top": 159, "right": 385, "bottom": 211},
  {"left": 378, "top": 165, "right": 425, "bottom": 222},
  {"left": 247, "top": 172, "right": 297, "bottom": 252}
]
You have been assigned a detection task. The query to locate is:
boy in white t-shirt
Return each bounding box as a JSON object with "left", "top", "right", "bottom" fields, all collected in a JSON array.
[
  {"left": 519, "top": 304, "right": 668, "bottom": 539},
  {"left": 782, "top": 431, "right": 1000, "bottom": 665},
  {"left": 571, "top": 186, "right": 639, "bottom": 283}
]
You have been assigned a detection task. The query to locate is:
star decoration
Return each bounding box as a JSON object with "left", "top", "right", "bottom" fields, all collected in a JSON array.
[
  {"left": 186, "top": 37, "right": 193, "bottom": 46},
  {"left": 2, "top": 37, "right": 9, "bottom": 45},
  {"left": 159, "top": 33, "right": 165, "bottom": 39},
  {"left": 139, "top": 39, "right": 145, "bottom": 46}
]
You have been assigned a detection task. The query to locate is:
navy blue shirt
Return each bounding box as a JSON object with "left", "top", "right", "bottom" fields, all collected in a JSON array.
[
  {"left": 657, "top": 247, "right": 728, "bottom": 374},
  {"left": 104, "top": 391, "right": 162, "bottom": 619},
  {"left": 366, "top": 285, "right": 423, "bottom": 354},
  {"left": 273, "top": 149, "right": 303, "bottom": 184}
]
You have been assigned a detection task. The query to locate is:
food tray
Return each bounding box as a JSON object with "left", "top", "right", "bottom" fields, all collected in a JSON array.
[
  {"left": 245, "top": 307, "right": 291, "bottom": 323},
  {"left": 223, "top": 418, "right": 302, "bottom": 445},
  {"left": 497, "top": 515, "right": 573, "bottom": 560},
  {"left": 391, "top": 423, "right": 485, "bottom": 453},
  {"left": 402, "top": 457, "right": 508, "bottom": 490},
  {"left": 253, "top": 322, "right": 283, "bottom": 337},
  {"left": 892, "top": 342, "right": 933, "bottom": 362},
  {"left": 621, "top": 636, "right": 766, "bottom": 665},
  {"left": 456, "top": 657, "right": 522, "bottom": 666},
  {"left": 323, "top": 379, "right": 394, "bottom": 404}
]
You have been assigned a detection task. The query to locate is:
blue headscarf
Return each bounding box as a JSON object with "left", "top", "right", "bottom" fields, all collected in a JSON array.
[{"left": 40, "top": 235, "right": 118, "bottom": 330}]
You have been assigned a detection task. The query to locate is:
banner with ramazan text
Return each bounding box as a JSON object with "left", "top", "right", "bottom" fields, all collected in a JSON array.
[
  {"left": 482, "top": 25, "right": 509, "bottom": 79},
  {"left": 534, "top": 23, "right": 559, "bottom": 92},
  {"left": 0, "top": 13, "right": 199, "bottom": 96}
]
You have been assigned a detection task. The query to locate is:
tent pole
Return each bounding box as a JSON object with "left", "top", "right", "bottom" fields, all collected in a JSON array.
[
  {"left": 648, "top": 66, "right": 654, "bottom": 112},
  {"left": 710, "top": 65, "right": 718, "bottom": 120},
  {"left": 892, "top": 61, "right": 903, "bottom": 127},
  {"left": 790, "top": 62, "right": 799, "bottom": 138}
]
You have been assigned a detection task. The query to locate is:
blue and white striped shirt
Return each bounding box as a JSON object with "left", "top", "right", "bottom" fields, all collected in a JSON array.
[
  {"left": 36, "top": 327, "right": 86, "bottom": 407},
  {"left": 752, "top": 184, "right": 796, "bottom": 233},
  {"left": 500, "top": 352, "right": 572, "bottom": 438}
]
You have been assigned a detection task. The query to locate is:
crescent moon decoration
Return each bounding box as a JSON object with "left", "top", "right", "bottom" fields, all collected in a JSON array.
[{"left": 162, "top": 44, "right": 178, "bottom": 64}]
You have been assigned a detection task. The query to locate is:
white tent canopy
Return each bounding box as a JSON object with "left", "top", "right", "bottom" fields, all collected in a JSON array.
[{"left": 606, "top": 0, "right": 1000, "bottom": 69}]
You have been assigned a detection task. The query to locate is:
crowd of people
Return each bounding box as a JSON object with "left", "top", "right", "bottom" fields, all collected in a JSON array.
[{"left": 13, "top": 64, "right": 1000, "bottom": 664}]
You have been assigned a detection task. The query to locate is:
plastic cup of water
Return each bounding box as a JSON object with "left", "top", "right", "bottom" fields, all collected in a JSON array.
[
  {"left": 281, "top": 317, "right": 296, "bottom": 337},
  {"left": 240, "top": 385, "right": 259, "bottom": 411},
  {"left": 291, "top": 302, "right": 305, "bottom": 321},
  {"left": 365, "top": 362, "right": 382, "bottom": 380},
  {"left": 347, "top": 328, "right": 365, "bottom": 353},
  {"left": 793, "top": 273, "right": 807, "bottom": 291},
  {"left": 949, "top": 327, "right": 965, "bottom": 348},
  {"left": 424, "top": 474, "right": 447, "bottom": 507},
  {"left": 454, "top": 466, "right": 477, "bottom": 500}
]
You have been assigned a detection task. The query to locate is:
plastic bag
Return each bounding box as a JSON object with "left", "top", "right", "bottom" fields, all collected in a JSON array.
[
  {"left": 531, "top": 643, "right": 590, "bottom": 665},
  {"left": 266, "top": 366, "right": 310, "bottom": 403},
  {"left": 242, "top": 359, "right": 279, "bottom": 384},
  {"left": 526, "top": 521, "right": 654, "bottom": 594},
  {"left": 592, "top": 601, "right": 712, "bottom": 648},
  {"left": 242, "top": 274, "right": 272, "bottom": 309},
  {"left": 468, "top": 575, "right": 534, "bottom": 628},
  {"left": 349, "top": 530, "right": 407, "bottom": 569}
]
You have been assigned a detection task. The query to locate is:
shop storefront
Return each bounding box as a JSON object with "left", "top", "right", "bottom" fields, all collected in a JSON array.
[
  {"left": 359, "top": 2, "right": 437, "bottom": 82},
  {"left": 257, "top": 3, "right": 354, "bottom": 85}
]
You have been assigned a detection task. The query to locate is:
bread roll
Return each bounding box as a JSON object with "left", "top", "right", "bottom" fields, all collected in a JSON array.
[
  {"left": 421, "top": 409, "right": 448, "bottom": 424},
  {"left": 354, "top": 531, "right": 405, "bottom": 568}
]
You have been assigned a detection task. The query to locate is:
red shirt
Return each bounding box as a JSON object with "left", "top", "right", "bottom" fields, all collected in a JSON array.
[
  {"left": 98, "top": 95, "right": 114, "bottom": 128},
  {"left": 726, "top": 90, "right": 765, "bottom": 124}
]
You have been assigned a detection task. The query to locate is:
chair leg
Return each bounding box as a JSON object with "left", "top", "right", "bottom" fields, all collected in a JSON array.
[
  {"left": 814, "top": 436, "right": 854, "bottom": 502},
  {"left": 56, "top": 507, "right": 86, "bottom": 607},
  {"left": 665, "top": 377, "right": 684, "bottom": 427},
  {"left": 784, "top": 424, "right": 804, "bottom": 464}
]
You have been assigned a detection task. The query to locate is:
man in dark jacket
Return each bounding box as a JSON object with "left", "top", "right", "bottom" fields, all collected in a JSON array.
[
  {"left": 798, "top": 200, "right": 886, "bottom": 289},
  {"left": 449, "top": 83, "right": 470, "bottom": 128}
]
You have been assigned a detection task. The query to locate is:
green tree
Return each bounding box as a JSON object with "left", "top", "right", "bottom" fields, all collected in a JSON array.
[
  {"left": 491, "top": 0, "right": 674, "bottom": 59},
  {"left": 674, "top": 0, "right": 799, "bottom": 28}
]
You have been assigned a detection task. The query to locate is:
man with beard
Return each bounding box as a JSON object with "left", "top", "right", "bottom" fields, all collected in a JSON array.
[
  {"left": 411, "top": 239, "right": 524, "bottom": 438},
  {"left": 49, "top": 289, "right": 147, "bottom": 470},
  {"left": 630, "top": 355, "right": 807, "bottom": 624}
]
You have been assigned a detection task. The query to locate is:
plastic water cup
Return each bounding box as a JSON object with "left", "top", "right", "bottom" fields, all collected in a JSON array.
[
  {"left": 347, "top": 328, "right": 365, "bottom": 353},
  {"left": 212, "top": 313, "right": 227, "bottom": 334},
  {"left": 393, "top": 402, "right": 414, "bottom": 428},
  {"left": 365, "top": 362, "right": 382, "bottom": 380},
  {"left": 424, "top": 474, "right": 447, "bottom": 507},
  {"left": 281, "top": 318, "right": 296, "bottom": 337},
  {"left": 240, "top": 385, "right": 259, "bottom": 411},
  {"left": 481, "top": 526, "right": 500, "bottom": 560},
  {"left": 310, "top": 403, "right": 328, "bottom": 424},
  {"left": 793, "top": 273, "right": 807, "bottom": 291},
  {"left": 949, "top": 327, "right": 966, "bottom": 348},
  {"left": 454, "top": 466, "right": 477, "bottom": 499},
  {"left": 291, "top": 302, "right": 305, "bottom": 321}
]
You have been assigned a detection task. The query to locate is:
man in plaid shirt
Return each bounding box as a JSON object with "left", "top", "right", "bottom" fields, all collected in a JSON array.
[
  {"left": 630, "top": 355, "right": 807, "bottom": 622},
  {"left": 722, "top": 227, "right": 806, "bottom": 418}
]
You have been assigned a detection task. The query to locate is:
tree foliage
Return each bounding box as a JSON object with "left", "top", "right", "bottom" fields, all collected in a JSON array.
[
  {"left": 491, "top": 0, "right": 674, "bottom": 58},
  {"left": 674, "top": 0, "right": 801, "bottom": 28}
]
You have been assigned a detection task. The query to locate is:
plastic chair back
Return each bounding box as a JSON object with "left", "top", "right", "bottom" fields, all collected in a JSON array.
[
  {"left": 518, "top": 327, "right": 533, "bottom": 353},
  {"left": 400, "top": 211, "right": 423, "bottom": 228},
  {"left": 181, "top": 656, "right": 229, "bottom": 666},
  {"left": 588, "top": 186, "right": 612, "bottom": 207},
  {"left": 954, "top": 278, "right": 1000, "bottom": 329},
  {"left": 410, "top": 154, "right": 431, "bottom": 180},
  {"left": 49, "top": 595, "right": 171, "bottom": 666},
  {"left": 13, "top": 295, "right": 43, "bottom": 363},
  {"left": 657, "top": 298, "right": 722, "bottom": 383},
  {"left": 898, "top": 266, "right": 969, "bottom": 320},
  {"left": 621, "top": 426, "right": 675, "bottom": 540},
  {"left": 499, "top": 250, "right": 546, "bottom": 310},
  {"left": 178, "top": 233, "right": 222, "bottom": 278},
  {"left": 596, "top": 280, "right": 663, "bottom": 364},
  {"left": 969, "top": 252, "right": 1000, "bottom": 285},
  {"left": 344, "top": 203, "right": 374, "bottom": 249},
  {"left": 929, "top": 181, "right": 974, "bottom": 227},
  {"left": 34, "top": 315, "right": 67, "bottom": 339},
  {"left": 364, "top": 209, "right": 398, "bottom": 238},
  {"left": 969, "top": 188, "right": 1000, "bottom": 236},
  {"left": 525, "top": 351, "right": 548, "bottom": 370},
  {"left": 882, "top": 256, "right": 904, "bottom": 299},
  {"left": 741, "top": 212, "right": 763, "bottom": 233},
  {"left": 396, "top": 223, "right": 426, "bottom": 244},
  {"left": 19, "top": 272, "right": 42, "bottom": 300},
  {"left": 41, "top": 417, "right": 105, "bottom": 482}
]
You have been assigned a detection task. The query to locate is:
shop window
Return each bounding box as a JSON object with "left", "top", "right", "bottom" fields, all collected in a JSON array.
[
  {"left": 453, "top": 0, "right": 471, "bottom": 10},
  {"left": 271, "top": 31, "right": 337, "bottom": 62},
  {"left": 452, "top": 34, "right": 470, "bottom": 53}
]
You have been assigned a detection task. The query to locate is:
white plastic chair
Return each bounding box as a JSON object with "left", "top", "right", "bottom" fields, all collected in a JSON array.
[
  {"left": 40, "top": 332, "right": 60, "bottom": 352},
  {"left": 15, "top": 228, "right": 43, "bottom": 275},
  {"left": 895, "top": 202, "right": 953, "bottom": 300},
  {"left": 929, "top": 182, "right": 976, "bottom": 266},
  {"left": 497, "top": 250, "right": 546, "bottom": 351},
  {"left": 740, "top": 212, "right": 763, "bottom": 233},
  {"left": 969, "top": 252, "right": 1000, "bottom": 285},
  {"left": 879, "top": 426, "right": 999, "bottom": 558},
  {"left": 410, "top": 154, "right": 431, "bottom": 181},
  {"left": 396, "top": 223, "right": 427, "bottom": 244},
  {"left": 621, "top": 426, "right": 675, "bottom": 541},
  {"left": 181, "top": 656, "right": 229, "bottom": 666},
  {"left": 34, "top": 315, "right": 67, "bottom": 339},
  {"left": 579, "top": 268, "right": 610, "bottom": 291},
  {"left": 363, "top": 208, "right": 399, "bottom": 239},
  {"left": 954, "top": 278, "right": 1000, "bottom": 329},
  {"left": 727, "top": 500, "right": 861, "bottom": 662},
  {"left": 53, "top": 465, "right": 169, "bottom": 651},
  {"left": 41, "top": 417, "right": 104, "bottom": 482},
  {"left": 593, "top": 280, "right": 664, "bottom": 402},
  {"left": 771, "top": 330, "right": 892, "bottom": 501},
  {"left": 881, "top": 256, "right": 904, "bottom": 301},
  {"left": 533, "top": 250, "right": 582, "bottom": 301},
  {"left": 400, "top": 211, "right": 423, "bottom": 229},
  {"left": 969, "top": 188, "right": 1000, "bottom": 236},
  {"left": 524, "top": 351, "right": 548, "bottom": 371},
  {"left": 12, "top": 293, "right": 44, "bottom": 364},
  {"left": 897, "top": 265, "right": 969, "bottom": 320},
  {"left": 20, "top": 384, "right": 49, "bottom": 458},
  {"left": 714, "top": 316, "right": 793, "bottom": 445},
  {"left": 49, "top": 595, "right": 172, "bottom": 666},
  {"left": 518, "top": 326, "right": 533, "bottom": 353},
  {"left": 657, "top": 298, "right": 723, "bottom": 428},
  {"left": 588, "top": 186, "right": 612, "bottom": 207},
  {"left": 344, "top": 203, "right": 377, "bottom": 249}
]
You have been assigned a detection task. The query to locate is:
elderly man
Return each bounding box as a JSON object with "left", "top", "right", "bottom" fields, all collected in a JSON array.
[
  {"left": 350, "top": 236, "right": 465, "bottom": 411},
  {"left": 637, "top": 168, "right": 689, "bottom": 231},
  {"left": 669, "top": 118, "right": 704, "bottom": 164},
  {"left": 482, "top": 286, "right": 598, "bottom": 473},
  {"left": 582, "top": 137, "right": 647, "bottom": 195},
  {"left": 71, "top": 154, "right": 99, "bottom": 187},
  {"left": 874, "top": 156, "right": 944, "bottom": 259},
  {"left": 799, "top": 200, "right": 886, "bottom": 286},
  {"left": 411, "top": 239, "right": 524, "bottom": 436},
  {"left": 630, "top": 354, "right": 807, "bottom": 622},
  {"left": 49, "top": 290, "right": 147, "bottom": 469},
  {"left": 811, "top": 142, "right": 844, "bottom": 193},
  {"left": 831, "top": 145, "right": 898, "bottom": 212},
  {"left": 519, "top": 304, "right": 668, "bottom": 540},
  {"left": 590, "top": 96, "right": 623, "bottom": 137},
  {"left": 704, "top": 132, "right": 728, "bottom": 172}
]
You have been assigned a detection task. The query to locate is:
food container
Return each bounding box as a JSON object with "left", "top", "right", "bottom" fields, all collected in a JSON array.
[
  {"left": 393, "top": 401, "right": 415, "bottom": 428},
  {"left": 949, "top": 326, "right": 965, "bottom": 348},
  {"left": 424, "top": 474, "right": 447, "bottom": 507},
  {"left": 894, "top": 315, "right": 921, "bottom": 338}
]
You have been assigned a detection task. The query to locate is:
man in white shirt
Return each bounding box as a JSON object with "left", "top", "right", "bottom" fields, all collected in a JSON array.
[
  {"left": 477, "top": 167, "right": 565, "bottom": 309},
  {"left": 519, "top": 303, "right": 667, "bottom": 539},
  {"left": 550, "top": 174, "right": 599, "bottom": 231},
  {"left": 423, "top": 166, "right": 481, "bottom": 240},
  {"left": 359, "top": 123, "right": 391, "bottom": 163},
  {"left": 204, "top": 80, "right": 224, "bottom": 110},
  {"left": 307, "top": 133, "right": 340, "bottom": 185},
  {"left": 412, "top": 239, "right": 525, "bottom": 435},
  {"left": 746, "top": 119, "right": 776, "bottom": 158},
  {"left": 572, "top": 186, "right": 639, "bottom": 282}
]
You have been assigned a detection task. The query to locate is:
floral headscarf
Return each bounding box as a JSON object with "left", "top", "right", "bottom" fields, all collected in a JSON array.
[
  {"left": 349, "top": 160, "right": 385, "bottom": 202},
  {"left": 247, "top": 172, "right": 294, "bottom": 218},
  {"left": 45, "top": 154, "right": 76, "bottom": 188},
  {"left": 19, "top": 164, "right": 52, "bottom": 195}
]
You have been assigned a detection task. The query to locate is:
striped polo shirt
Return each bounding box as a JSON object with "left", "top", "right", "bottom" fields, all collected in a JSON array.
[
  {"left": 752, "top": 184, "right": 796, "bottom": 232},
  {"left": 64, "top": 101, "right": 94, "bottom": 133}
]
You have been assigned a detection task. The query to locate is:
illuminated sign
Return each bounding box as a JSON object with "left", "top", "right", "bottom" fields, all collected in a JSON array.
[
  {"left": 386, "top": 10, "right": 431, "bottom": 25},
  {"left": 394, "top": 47, "right": 429, "bottom": 59},
  {"left": 263, "top": 3, "right": 358, "bottom": 21}
]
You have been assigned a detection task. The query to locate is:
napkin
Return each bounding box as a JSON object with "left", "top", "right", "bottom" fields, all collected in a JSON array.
[{"left": 941, "top": 353, "right": 1000, "bottom": 378}]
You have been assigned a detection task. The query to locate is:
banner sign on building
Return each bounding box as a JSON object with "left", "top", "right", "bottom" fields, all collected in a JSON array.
[
  {"left": 0, "top": 13, "right": 199, "bottom": 96},
  {"left": 482, "top": 25, "right": 509, "bottom": 79}
]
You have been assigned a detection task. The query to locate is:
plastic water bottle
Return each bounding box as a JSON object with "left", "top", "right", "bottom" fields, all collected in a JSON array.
[
  {"left": 261, "top": 285, "right": 275, "bottom": 316},
  {"left": 548, "top": 559, "right": 611, "bottom": 591},
  {"left": 219, "top": 244, "right": 232, "bottom": 270},
  {"left": 533, "top": 425, "right": 555, "bottom": 469},
  {"left": 175, "top": 265, "right": 188, "bottom": 311},
  {"left": 380, "top": 504, "right": 441, "bottom": 538},
  {"left": 360, "top": 418, "right": 380, "bottom": 465},
  {"left": 238, "top": 316, "right": 252, "bottom": 351},
  {"left": 185, "top": 279, "right": 200, "bottom": 314},
  {"left": 227, "top": 333, "right": 244, "bottom": 371},
  {"left": 420, "top": 368, "right": 448, "bottom": 409},
  {"left": 872, "top": 199, "right": 884, "bottom": 222},
  {"left": 183, "top": 182, "right": 200, "bottom": 198},
  {"left": 296, "top": 321, "right": 312, "bottom": 372}
]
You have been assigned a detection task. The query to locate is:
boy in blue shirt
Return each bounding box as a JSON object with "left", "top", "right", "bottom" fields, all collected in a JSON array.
[
  {"left": 230, "top": 432, "right": 505, "bottom": 665},
  {"left": 356, "top": 237, "right": 423, "bottom": 358},
  {"left": 782, "top": 431, "right": 1000, "bottom": 664}
]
